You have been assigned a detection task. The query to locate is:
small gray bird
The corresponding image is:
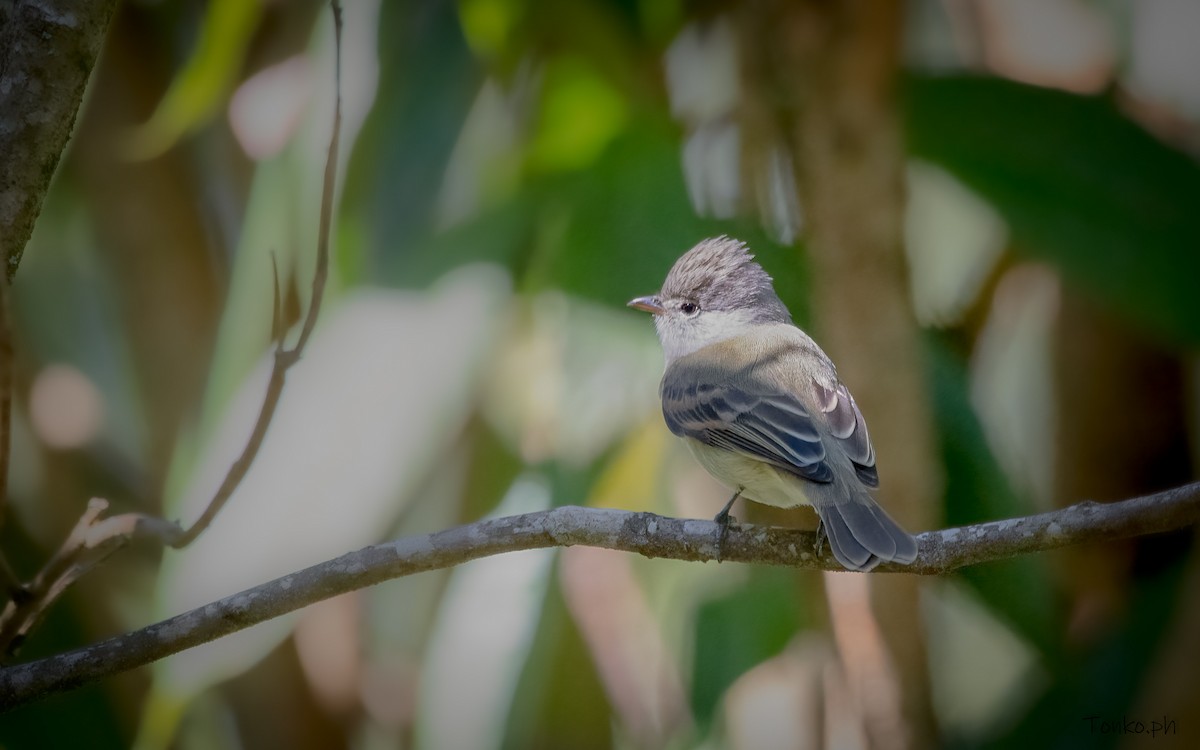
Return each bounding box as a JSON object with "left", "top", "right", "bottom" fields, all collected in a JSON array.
[{"left": 628, "top": 236, "right": 918, "bottom": 571}]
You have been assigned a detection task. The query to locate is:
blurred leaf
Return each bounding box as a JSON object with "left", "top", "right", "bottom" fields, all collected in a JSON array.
[
  {"left": 924, "top": 581, "right": 1043, "bottom": 742},
  {"left": 458, "top": 414, "right": 527, "bottom": 522},
  {"left": 398, "top": 130, "right": 794, "bottom": 320},
  {"left": 547, "top": 297, "right": 665, "bottom": 465},
  {"left": 127, "top": 0, "right": 263, "bottom": 158},
  {"left": 532, "top": 0, "right": 653, "bottom": 100},
  {"left": 459, "top": 0, "right": 521, "bottom": 61},
  {"left": 387, "top": 193, "right": 537, "bottom": 290},
  {"left": 478, "top": 293, "right": 662, "bottom": 474},
  {"left": 361, "top": 432, "right": 485, "bottom": 736},
  {"left": 689, "top": 567, "right": 812, "bottom": 727},
  {"left": 536, "top": 121, "right": 808, "bottom": 316},
  {"left": 490, "top": 0, "right": 649, "bottom": 96},
  {"left": 173, "top": 157, "right": 295, "bottom": 487},
  {"left": 545, "top": 455, "right": 608, "bottom": 512},
  {"left": 416, "top": 479, "right": 555, "bottom": 750},
  {"left": 927, "top": 334, "right": 1060, "bottom": 658},
  {"left": 502, "top": 567, "right": 613, "bottom": 750},
  {"left": 586, "top": 418, "right": 668, "bottom": 512},
  {"left": 527, "top": 56, "right": 628, "bottom": 172},
  {"left": 340, "top": 0, "right": 483, "bottom": 283},
  {"left": 990, "top": 560, "right": 1187, "bottom": 750},
  {"left": 635, "top": 0, "right": 686, "bottom": 46},
  {"left": 907, "top": 74, "right": 1200, "bottom": 345},
  {"left": 537, "top": 122, "right": 713, "bottom": 303},
  {"left": 139, "top": 271, "right": 510, "bottom": 748}
]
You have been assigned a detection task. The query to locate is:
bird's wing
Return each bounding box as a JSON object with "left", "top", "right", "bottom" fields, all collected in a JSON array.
[
  {"left": 661, "top": 375, "right": 835, "bottom": 484},
  {"left": 811, "top": 380, "right": 879, "bottom": 487}
]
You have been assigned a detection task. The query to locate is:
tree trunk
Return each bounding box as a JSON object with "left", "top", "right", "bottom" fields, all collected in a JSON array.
[
  {"left": 0, "top": 0, "right": 121, "bottom": 279},
  {"left": 737, "top": 2, "right": 940, "bottom": 748}
]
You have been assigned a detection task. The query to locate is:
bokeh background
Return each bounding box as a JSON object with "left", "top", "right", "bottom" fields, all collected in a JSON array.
[{"left": 2, "top": 0, "right": 1199, "bottom": 748}]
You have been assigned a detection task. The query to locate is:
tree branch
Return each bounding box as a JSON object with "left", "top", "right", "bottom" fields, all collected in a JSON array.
[
  {"left": 0, "top": 0, "right": 121, "bottom": 280},
  {"left": 1, "top": 481, "right": 1196, "bottom": 711}
]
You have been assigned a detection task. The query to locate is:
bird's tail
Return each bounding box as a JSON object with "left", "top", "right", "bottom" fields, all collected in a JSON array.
[{"left": 813, "top": 492, "right": 918, "bottom": 572}]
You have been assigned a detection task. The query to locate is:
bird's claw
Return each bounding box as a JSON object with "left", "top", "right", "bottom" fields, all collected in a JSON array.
[
  {"left": 713, "top": 489, "right": 743, "bottom": 562},
  {"left": 713, "top": 508, "right": 735, "bottom": 561}
]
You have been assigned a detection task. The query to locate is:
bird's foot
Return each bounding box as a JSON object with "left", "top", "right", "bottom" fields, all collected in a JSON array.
[
  {"left": 813, "top": 519, "right": 827, "bottom": 558},
  {"left": 712, "top": 490, "right": 743, "bottom": 562}
]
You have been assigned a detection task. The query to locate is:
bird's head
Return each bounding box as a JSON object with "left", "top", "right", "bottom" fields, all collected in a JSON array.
[{"left": 628, "top": 236, "right": 792, "bottom": 362}]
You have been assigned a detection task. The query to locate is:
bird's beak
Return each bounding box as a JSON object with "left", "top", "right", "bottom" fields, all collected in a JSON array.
[{"left": 627, "top": 295, "right": 666, "bottom": 315}]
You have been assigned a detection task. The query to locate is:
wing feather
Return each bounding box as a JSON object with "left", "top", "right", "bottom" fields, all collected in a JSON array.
[
  {"left": 812, "top": 381, "right": 879, "bottom": 487},
  {"left": 662, "top": 379, "right": 834, "bottom": 484}
]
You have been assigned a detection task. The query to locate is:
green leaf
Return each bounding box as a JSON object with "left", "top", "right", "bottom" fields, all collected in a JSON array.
[
  {"left": 990, "top": 559, "right": 1188, "bottom": 750},
  {"left": 126, "top": 0, "right": 264, "bottom": 158},
  {"left": 385, "top": 193, "right": 537, "bottom": 290},
  {"left": 458, "top": 414, "right": 527, "bottom": 522},
  {"left": 926, "top": 334, "right": 1060, "bottom": 658},
  {"left": 502, "top": 566, "right": 613, "bottom": 750},
  {"left": 907, "top": 74, "right": 1200, "bottom": 346},
  {"left": 526, "top": 56, "right": 629, "bottom": 172},
  {"left": 689, "top": 567, "right": 813, "bottom": 727},
  {"left": 535, "top": 121, "right": 809, "bottom": 318},
  {"left": 340, "top": 0, "right": 483, "bottom": 283}
]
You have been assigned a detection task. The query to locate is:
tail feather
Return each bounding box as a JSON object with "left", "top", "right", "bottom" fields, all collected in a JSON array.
[
  {"left": 815, "top": 495, "right": 918, "bottom": 571},
  {"left": 820, "top": 508, "right": 879, "bottom": 571}
]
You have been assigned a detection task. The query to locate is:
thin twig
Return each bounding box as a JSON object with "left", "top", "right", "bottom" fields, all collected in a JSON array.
[
  {"left": 292, "top": 0, "right": 341, "bottom": 357},
  {"left": 0, "top": 499, "right": 109, "bottom": 655},
  {"left": 1, "top": 480, "right": 1196, "bottom": 711},
  {"left": 0, "top": 500, "right": 182, "bottom": 657},
  {"left": 170, "top": 0, "right": 342, "bottom": 548},
  {"left": 270, "top": 250, "right": 283, "bottom": 345}
]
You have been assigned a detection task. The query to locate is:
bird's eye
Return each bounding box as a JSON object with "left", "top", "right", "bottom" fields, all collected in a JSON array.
[{"left": 679, "top": 301, "right": 699, "bottom": 316}]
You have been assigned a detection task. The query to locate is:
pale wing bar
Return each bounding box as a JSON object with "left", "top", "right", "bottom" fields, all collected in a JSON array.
[{"left": 812, "top": 380, "right": 879, "bottom": 488}]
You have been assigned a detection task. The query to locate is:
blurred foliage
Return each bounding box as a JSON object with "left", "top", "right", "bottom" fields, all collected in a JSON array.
[
  {"left": 2, "top": 1, "right": 1198, "bottom": 749},
  {"left": 689, "top": 566, "right": 813, "bottom": 727},
  {"left": 907, "top": 74, "right": 1200, "bottom": 346},
  {"left": 927, "top": 334, "right": 1060, "bottom": 658},
  {"left": 126, "top": 0, "right": 263, "bottom": 158},
  {"left": 341, "top": 0, "right": 484, "bottom": 283},
  {"left": 989, "top": 560, "right": 1189, "bottom": 750},
  {"left": 502, "top": 569, "right": 613, "bottom": 750}
]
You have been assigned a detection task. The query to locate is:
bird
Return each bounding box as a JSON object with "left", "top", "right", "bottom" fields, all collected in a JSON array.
[{"left": 627, "top": 236, "right": 918, "bottom": 571}]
